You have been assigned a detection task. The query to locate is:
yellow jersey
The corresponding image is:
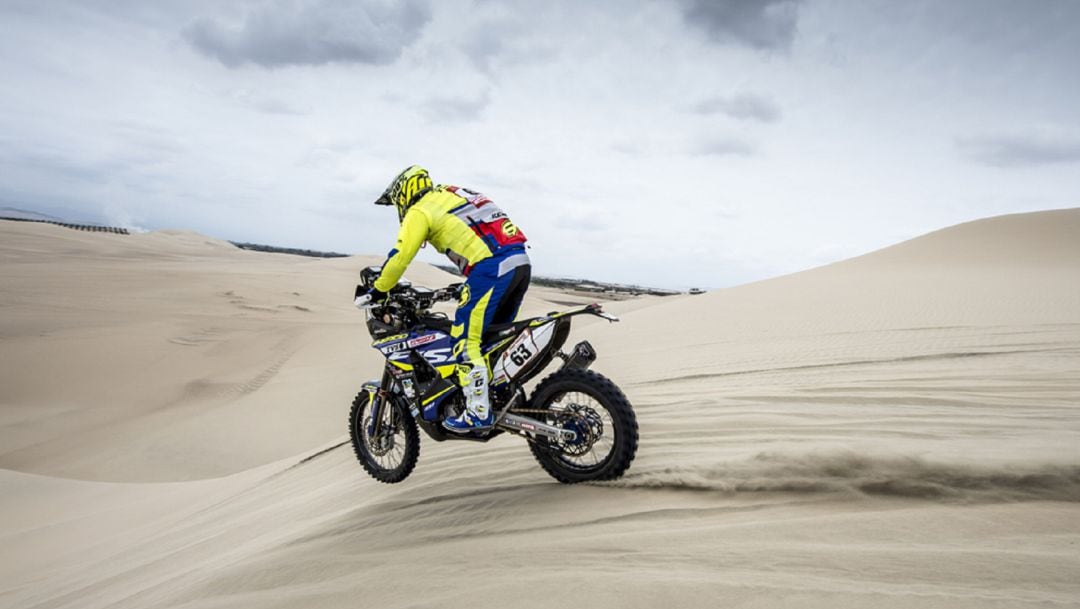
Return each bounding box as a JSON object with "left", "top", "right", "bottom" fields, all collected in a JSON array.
[{"left": 374, "top": 186, "right": 527, "bottom": 292}]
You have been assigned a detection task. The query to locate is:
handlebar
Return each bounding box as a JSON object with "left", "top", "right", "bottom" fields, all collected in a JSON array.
[
  {"left": 353, "top": 266, "right": 462, "bottom": 341},
  {"left": 355, "top": 284, "right": 459, "bottom": 309}
]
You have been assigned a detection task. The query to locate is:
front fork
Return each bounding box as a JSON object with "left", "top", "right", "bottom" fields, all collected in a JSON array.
[{"left": 363, "top": 367, "right": 395, "bottom": 439}]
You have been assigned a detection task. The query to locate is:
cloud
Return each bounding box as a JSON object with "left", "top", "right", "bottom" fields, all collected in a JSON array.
[
  {"left": 455, "top": 16, "right": 559, "bottom": 74},
  {"left": 183, "top": 0, "right": 432, "bottom": 68},
  {"left": 554, "top": 212, "right": 608, "bottom": 233},
  {"left": 7, "top": 149, "right": 113, "bottom": 184},
  {"left": 957, "top": 133, "right": 1080, "bottom": 168},
  {"left": 692, "top": 136, "right": 756, "bottom": 157},
  {"left": 611, "top": 140, "right": 647, "bottom": 157},
  {"left": 231, "top": 89, "right": 308, "bottom": 115},
  {"left": 419, "top": 89, "right": 491, "bottom": 122},
  {"left": 692, "top": 93, "right": 781, "bottom": 122},
  {"left": 678, "top": 0, "right": 802, "bottom": 52},
  {"left": 454, "top": 13, "right": 521, "bottom": 72}
]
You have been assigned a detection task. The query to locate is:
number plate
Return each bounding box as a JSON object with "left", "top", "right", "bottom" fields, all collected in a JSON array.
[{"left": 492, "top": 322, "right": 555, "bottom": 383}]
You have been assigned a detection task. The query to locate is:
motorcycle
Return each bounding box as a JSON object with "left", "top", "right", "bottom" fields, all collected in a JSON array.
[{"left": 349, "top": 265, "right": 638, "bottom": 484}]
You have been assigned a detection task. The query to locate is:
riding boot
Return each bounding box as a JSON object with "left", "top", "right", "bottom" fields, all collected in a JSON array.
[{"left": 443, "top": 365, "right": 495, "bottom": 432}]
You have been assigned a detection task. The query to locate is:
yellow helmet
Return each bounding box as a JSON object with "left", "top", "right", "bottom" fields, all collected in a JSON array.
[{"left": 374, "top": 165, "right": 433, "bottom": 222}]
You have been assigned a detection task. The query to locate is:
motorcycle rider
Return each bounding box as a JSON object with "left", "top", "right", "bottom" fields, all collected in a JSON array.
[{"left": 362, "top": 165, "right": 531, "bottom": 433}]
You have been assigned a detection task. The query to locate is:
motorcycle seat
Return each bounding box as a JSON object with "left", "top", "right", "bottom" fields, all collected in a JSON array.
[
  {"left": 416, "top": 315, "right": 534, "bottom": 344},
  {"left": 482, "top": 319, "right": 533, "bottom": 342}
]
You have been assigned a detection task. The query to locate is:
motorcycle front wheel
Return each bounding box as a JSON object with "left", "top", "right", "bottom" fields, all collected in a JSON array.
[{"left": 349, "top": 390, "right": 420, "bottom": 484}]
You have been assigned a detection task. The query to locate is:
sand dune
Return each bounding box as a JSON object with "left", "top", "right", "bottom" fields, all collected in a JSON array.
[
  {"left": 0, "top": 223, "right": 575, "bottom": 481},
  {"left": 2, "top": 210, "right": 1079, "bottom": 608}
]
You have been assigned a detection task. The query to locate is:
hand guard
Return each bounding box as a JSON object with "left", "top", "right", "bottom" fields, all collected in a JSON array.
[{"left": 354, "top": 287, "right": 387, "bottom": 309}]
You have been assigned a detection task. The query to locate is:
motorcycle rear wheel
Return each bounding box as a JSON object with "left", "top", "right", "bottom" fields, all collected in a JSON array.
[{"left": 527, "top": 368, "right": 638, "bottom": 483}]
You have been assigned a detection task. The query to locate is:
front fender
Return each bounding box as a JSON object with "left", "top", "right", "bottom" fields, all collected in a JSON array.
[{"left": 361, "top": 380, "right": 381, "bottom": 401}]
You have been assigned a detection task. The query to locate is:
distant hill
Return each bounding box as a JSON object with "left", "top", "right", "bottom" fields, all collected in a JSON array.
[
  {"left": 0, "top": 215, "right": 129, "bottom": 235},
  {"left": 229, "top": 242, "right": 350, "bottom": 258},
  {"left": 0, "top": 207, "right": 65, "bottom": 222}
]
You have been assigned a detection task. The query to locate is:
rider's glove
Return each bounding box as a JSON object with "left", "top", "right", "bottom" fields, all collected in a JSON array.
[{"left": 354, "top": 287, "right": 388, "bottom": 309}]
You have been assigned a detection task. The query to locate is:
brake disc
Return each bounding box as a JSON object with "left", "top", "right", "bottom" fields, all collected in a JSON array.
[
  {"left": 365, "top": 415, "right": 397, "bottom": 456},
  {"left": 556, "top": 404, "right": 604, "bottom": 456}
]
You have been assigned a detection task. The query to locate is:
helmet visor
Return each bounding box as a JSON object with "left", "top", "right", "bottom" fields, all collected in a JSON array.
[{"left": 373, "top": 187, "right": 393, "bottom": 206}]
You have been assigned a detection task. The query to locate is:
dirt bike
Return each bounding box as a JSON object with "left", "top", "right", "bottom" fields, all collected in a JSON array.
[{"left": 349, "top": 265, "right": 638, "bottom": 484}]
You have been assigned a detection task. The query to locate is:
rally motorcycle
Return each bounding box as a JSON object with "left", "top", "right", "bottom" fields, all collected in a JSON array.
[{"left": 349, "top": 266, "right": 638, "bottom": 484}]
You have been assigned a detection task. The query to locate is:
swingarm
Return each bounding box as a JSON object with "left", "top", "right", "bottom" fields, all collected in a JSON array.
[{"left": 497, "top": 412, "right": 577, "bottom": 443}]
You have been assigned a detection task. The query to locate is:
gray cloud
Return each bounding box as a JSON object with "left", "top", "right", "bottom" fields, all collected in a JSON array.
[
  {"left": 456, "top": 18, "right": 559, "bottom": 74},
  {"left": 456, "top": 15, "right": 519, "bottom": 73},
  {"left": 231, "top": 89, "right": 308, "bottom": 115},
  {"left": 692, "top": 136, "right": 756, "bottom": 157},
  {"left": 419, "top": 89, "right": 491, "bottom": 122},
  {"left": 183, "top": 0, "right": 432, "bottom": 68},
  {"left": 692, "top": 93, "right": 781, "bottom": 122},
  {"left": 8, "top": 151, "right": 106, "bottom": 184},
  {"left": 957, "top": 133, "right": 1080, "bottom": 168},
  {"left": 678, "top": 0, "right": 801, "bottom": 51}
]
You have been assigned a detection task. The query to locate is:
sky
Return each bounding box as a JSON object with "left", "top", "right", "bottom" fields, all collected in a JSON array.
[{"left": 2, "top": 0, "right": 1079, "bottom": 289}]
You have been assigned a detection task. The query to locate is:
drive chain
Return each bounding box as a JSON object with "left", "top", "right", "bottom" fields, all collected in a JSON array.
[{"left": 507, "top": 408, "right": 553, "bottom": 416}]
